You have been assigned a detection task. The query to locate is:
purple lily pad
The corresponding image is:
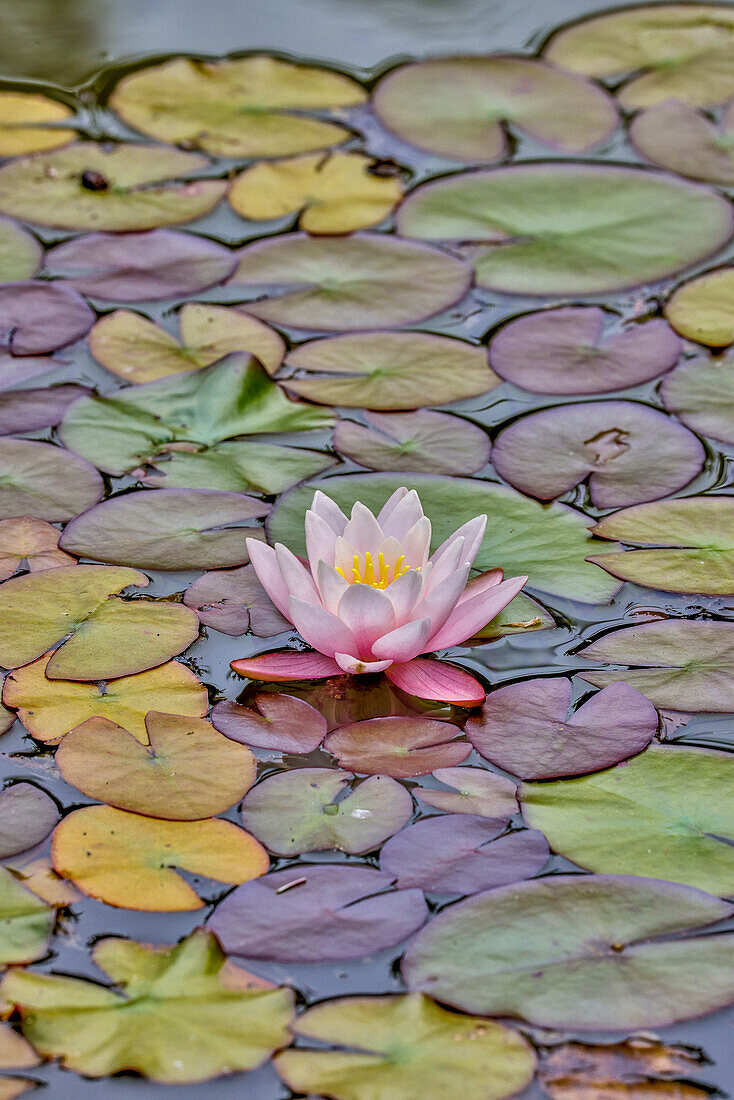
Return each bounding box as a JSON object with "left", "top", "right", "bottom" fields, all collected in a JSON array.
[
  {"left": 630, "top": 99, "right": 734, "bottom": 185},
  {"left": 492, "top": 400, "right": 704, "bottom": 508},
  {"left": 324, "top": 717, "right": 470, "bottom": 777},
  {"left": 0, "top": 383, "right": 90, "bottom": 435},
  {"left": 207, "top": 863, "right": 428, "bottom": 962},
  {"left": 0, "top": 352, "right": 61, "bottom": 390},
  {"left": 333, "top": 410, "right": 491, "bottom": 475},
  {"left": 466, "top": 679, "right": 658, "bottom": 780},
  {"left": 488, "top": 307, "right": 681, "bottom": 395},
  {"left": 59, "top": 489, "right": 269, "bottom": 571},
  {"left": 380, "top": 816, "right": 549, "bottom": 896},
  {"left": 0, "top": 282, "right": 94, "bottom": 354},
  {"left": 183, "top": 563, "right": 289, "bottom": 636},
  {"left": 0, "top": 782, "right": 59, "bottom": 858},
  {"left": 211, "top": 693, "right": 327, "bottom": 753},
  {"left": 413, "top": 766, "right": 518, "bottom": 819},
  {"left": 44, "top": 229, "right": 237, "bottom": 302},
  {"left": 0, "top": 437, "right": 103, "bottom": 522}
]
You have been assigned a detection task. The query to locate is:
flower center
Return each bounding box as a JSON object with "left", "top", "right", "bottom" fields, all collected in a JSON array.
[{"left": 336, "top": 551, "right": 412, "bottom": 589}]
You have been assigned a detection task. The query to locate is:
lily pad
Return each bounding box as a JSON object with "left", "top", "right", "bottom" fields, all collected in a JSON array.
[
  {"left": 381, "top": 816, "right": 549, "bottom": 896},
  {"left": 0, "top": 221, "right": 40, "bottom": 284},
  {"left": 3, "top": 655, "right": 208, "bottom": 744},
  {"left": 472, "top": 592, "right": 555, "bottom": 640},
  {"left": 373, "top": 56, "right": 617, "bottom": 162},
  {"left": 284, "top": 330, "right": 498, "bottom": 409},
  {"left": 333, "top": 410, "right": 490, "bottom": 474},
  {"left": 0, "top": 928, "right": 294, "bottom": 1083},
  {"left": 467, "top": 679, "right": 657, "bottom": 780},
  {"left": 413, "top": 766, "right": 518, "bottom": 818},
  {"left": 396, "top": 164, "right": 733, "bottom": 296},
  {"left": 184, "top": 563, "right": 289, "bottom": 636},
  {"left": 58, "top": 489, "right": 269, "bottom": 571},
  {"left": 241, "top": 768, "right": 413, "bottom": 855},
  {"left": 0, "top": 91, "right": 74, "bottom": 155},
  {"left": 324, "top": 717, "right": 470, "bottom": 777},
  {"left": 0, "top": 565, "right": 199, "bottom": 679},
  {"left": 543, "top": 4, "right": 734, "bottom": 108},
  {"left": 0, "top": 383, "right": 89, "bottom": 435},
  {"left": 211, "top": 693, "right": 327, "bottom": 753},
  {"left": 0, "top": 866, "right": 54, "bottom": 965},
  {"left": 139, "top": 438, "right": 335, "bottom": 494},
  {"left": 661, "top": 352, "right": 734, "bottom": 441},
  {"left": 52, "top": 805, "right": 268, "bottom": 911},
  {"left": 492, "top": 400, "right": 704, "bottom": 508},
  {"left": 0, "top": 282, "right": 93, "bottom": 354},
  {"left": 0, "top": 784, "right": 59, "bottom": 858},
  {"left": 0, "top": 353, "right": 59, "bottom": 389},
  {"left": 0, "top": 142, "right": 226, "bottom": 231},
  {"left": 488, "top": 307, "right": 681, "bottom": 395},
  {"left": 631, "top": 99, "right": 734, "bottom": 185},
  {"left": 89, "top": 303, "right": 285, "bottom": 383},
  {"left": 60, "top": 354, "right": 333, "bottom": 476},
  {"left": 110, "top": 55, "right": 365, "bottom": 156},
  {"left": 208, "top": 863, "right": 427, "bottom": 961},
  {"left": 44, "top": 228, "right": 236, "bottom": 301},
  {"left": 275, "top": 993, "right": 536, "bottom": 1100},
  {"left": 665, "top": 267, "right": 734, "bottom": 347},
  {"left": 0, "top": 438, "right": 103, "bottom": 522},
  {"left": 229, "top": 151, "right": 402, "bottom": 233},
  {"left": 0, "top": 1023, "right": 39, "bottom": 1070},
  {"left": 56, "top": 712, "right": 257, "bottom": 820},
  {"left": 231, "top": 233, "right": 472, "bottom": 331},
  {"left": 402, "top": 873, "right": 734, "bottom": 1028},
  {"left": 268, "top": 473, "right": 622, "bottom": 603},
  {"left": 589, "top": 496, "right": 734, "bottom": 594},
  {"left": 0, "top": 517, "right": 76, "bottom": 581},
  {"left": 578, "top": 619, "right": 734, "bottom": 711},
  {"left": 539, "top": 1037, "right": 711, "bottom": 1100},
  {"left": 522, "top": 745, "right": 734, "bottom": 895}
]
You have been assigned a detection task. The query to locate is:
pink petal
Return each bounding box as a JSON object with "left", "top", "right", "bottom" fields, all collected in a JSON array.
[
  {"left": 316, "top": 559, "right": 349, "bottom": 613},
  {"left": 426, "top": 575, "right": 528, "bottom": 650},
  {"left": 383, "top": 568, "right": 423, "bottom": 623},
  {"left": 337, "top": 583, "right": 396, "bottom": 658},
  {"left": 376, "top": 487, "right": 410, "bottom": 527},
  {"left": 371, "top": 617, "right": 432, "bottom": 662},
  {"left": 305, "top": 510, "right": 339, "bottom": 578},
  {"left": 386, "top": 657, "right": 486, "bottom": 705},
  {"left": 431, "top": 515, "right": 487, "bottom": 571},
  {"left": 310, "top": 490, "right": 348, "bottom": 535},
  {"left": 456, "top": 567, "right": 504, "bottom": 606},
  {"left": 246, "top": 538, "right": 292, "bottom": 621},
  {"left": 417, "top": 562, "right": 471, "bottom": 635},
  {"left": 343, "top": 501, "right": 385, "bottom": 555},
  {"left": 275, "top": 544, "right": 319, "bottom": 603},
  {"left": 401, "top": 516, "right": 432, "bottom": 570},
  {"left": 378, "top": 489, "right": 424, "bottom": 540},
  {"left": 422, "top": 538, "right": 465, "bottom": 592},
  {"left": 231, "top": 650, "right": 341, "bottom": 681},
  {"left": 335, "top": 652, "right": 393, "bottom": 674},
  {"left": 289, "top": 595, "right": 359, "bottom": 659}
]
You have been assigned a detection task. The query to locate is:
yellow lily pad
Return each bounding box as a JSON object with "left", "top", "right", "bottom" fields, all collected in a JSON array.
[
  {"left": 0, "top": 1023, "right": 39, "bottom": 1069},
  {"left": 0, "top": 517, "right": 76, "bottom": 581},
  {"left": 0, "top": 91, "right": 74, "bottom": 156},
  {"left": 665, "top": 267, "right": 734, "bottom": 347}
]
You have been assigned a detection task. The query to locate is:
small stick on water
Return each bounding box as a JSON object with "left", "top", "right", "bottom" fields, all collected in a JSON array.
[{"left": 275, "top": 877, "right": 307, "bottom": 894}]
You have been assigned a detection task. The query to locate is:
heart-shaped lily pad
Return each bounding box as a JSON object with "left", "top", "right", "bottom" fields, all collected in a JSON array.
[
  {"left": 373, "top": 56, "right": 617, "bottom": 162},
  {"left": 665, "top": 267, "right": 734, "bottom": 346},
  {"left": 0, "top": 866, "right": 54, "bottom": 965},
  {"left": 414, "top": 766, "right": 518, "bottom": 818},
  {"left": 0, "top": 142, "right": 226, "bottom": 230},
  {"left": 229, "top": 151, "right": 402, "bottom": 233},
  {"left": 139, "top": 438, "right": 335, "bottom": 494},
  {"left": 0, "top": 220, "right": 40, "bottom": 284},
  {"left": 268, "top": 473, "right": 622, "bottom": 603},
  {"left": 0, "top": 929, "right": 294, "bottom": 1084},
  {"left": 184, "top": 563, "right": 289, "bottom": 637},
  {"left": 0, "top": 517, "right": 76, "bottom": 581},
  {"left": 0, "top": 565, "right": 199, "bottom": 679},
  {"left": 284, "top": 330, "right": 498, "bottom": 409},
  {"left": 52, "top": 805, "right": 268, "bottom": 911},
  {"left": 492, "top": 400, "right": 704, "bottom": 508},
  {"left": 381, "top": 816, "right": 549, "bottom": 896},
  {"left": 231, "top": 233, "right": 472, "bottom": 331},
  {"left": 324, "top": 717, "right": 470, "bottom": 777},
  {"left": 522, "top": 745, "right": 734, "bottom": 895},
  {"left": 0, "top": 91, "right": 74, "bottom": 155},
  {"left": 488, "top": 307, "right": 681, "bottom": 395},
  {"left": 110, "top": 55, "right": 365, "bottom": 156},
  {"left": 403, "top": 874, "right": 734, "bottom": 1028},
  {"left": 0, "top": 383, "right": 89, "bottom": 435},
  {"left": 3, "top": 655, "right": 207, "bottom": 744},
  {"left": 275, "top": 993, "right": 536, "bottom": 1100},
  {"left": 579, "top": 620, "right": 734, "bottom": 711},
  {"left": 89, "top": 303, "right": 285, "bottom": 383},
  {"left": 208, "top": 863, "right": 427, "bottom": 961},
  {"left": 589, "top": 496, "right": 734, "bottom": 594},
  {"left": 631, "top": 99, "right": 734, "bottom": 185},
  {"left": 333, "top": 410, "right": 490, "bottom": 474},
  {"left": 0, "top": 438, "right": 103, "bottom": 522},
  {"left": 661, "top": 353, "right": 734, "bottom": 442},
  {"left": 45, "top": 229, "right": 236, "bottom": 301},
  {"left": 397, "top": 164, "right": 733, "bottom": 295},
  {"left": 544, "top": 4, "right": 734, "bottom": 108},
  {"left": 56, "top": 712, "right": 257, "bottom": 820},
  {"left": 211, "top": 693, "right": 327, "bottom": 753},
  {"left": 0, "top": 784, "right": 59, "bottom": 858},
  {"left": 241, "top": 767, "right": 412, "bottom": 855},
  {"left": 0, "top": 282, "right": 93, "bottom": 354},
  {"left": 467, "top": 679, "right": 657, "bottom": 780}
]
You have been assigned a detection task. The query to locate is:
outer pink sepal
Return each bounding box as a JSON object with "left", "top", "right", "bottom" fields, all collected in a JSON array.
[
  {"left": 385, "top": 657, "right": 486, "bottom": 706},
  {"left": 231, "top": 650, "right": 341, "bottom": 681}
]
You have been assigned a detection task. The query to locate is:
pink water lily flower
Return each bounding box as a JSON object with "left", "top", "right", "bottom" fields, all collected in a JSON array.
[{"left": 232, "top": 487, "right": 527, "bottom": 705}]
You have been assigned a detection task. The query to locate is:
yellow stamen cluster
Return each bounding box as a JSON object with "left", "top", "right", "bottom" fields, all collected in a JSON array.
[{"left": 336, "top": 551, "right": 410, "bottom": 589}]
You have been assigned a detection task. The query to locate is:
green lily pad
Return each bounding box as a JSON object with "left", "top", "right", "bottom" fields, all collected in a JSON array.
[
  {"left": 631, "top": 99, "right": 734, "bottom": 185},
  {"left": 661, "top": 353, "right": 734, "bottom": 441},
  {"left": 0, "top": 437, "right": 103, "bottom": 522},
  {"left": 139, "top": 438, "right": 335, "bottom": 494},
  {"left": 403, "top": 874, "right": 734, "bottom": 1029},
  {"left": 1, "top": 929, "right": 295, "bottom": 1083},
  {"left": 110, "top": 55, "right": 365, "bottom": 156},
  {"left": 275, "top": 993, "right": 536, "bottom": 1100},
  {"left": 268, "top": 473, "right": 622, "bottom": 604},
  {"left": 589, "top": 496, "right": 734, "bottom": 594},
  {"left": 333, "top": 410, "right": 490, "bottom": 475},
  {"left": 665, "top": 268, "right": 734, "bottom": 347},
  {"left": 0, "top": 142, "right": 226, "bottom": 231},
  {"left": 0, "top": 219, "right": 40, "bottom": 283},
  {"left": 522, "top": 745, "right": 734, "bottom": 895},
  {"left": 472, "top": 592, "right": 555, "bottom": 640},
  {"left": 0, "top": 564, "right": 199, "bottom": 679},
  {"left": 60, "top": 355, "right": 333, "bottom": 476},
  {"left": 0, "top": 866, "right": 54, "bottom": 965},
  {"left": 396, "top": 163, "right": 733, "bottom": 295}
]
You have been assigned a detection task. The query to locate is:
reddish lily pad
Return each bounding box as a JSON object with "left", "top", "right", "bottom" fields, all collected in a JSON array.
[
  {"left": 208, "top": 863, "right": 427, "bottom": 962},
  {"left": 212, "top": 693, "right": 327, "bottom": 753},
  {"left": 324, "top": 717, "right": 470, "bottom": 777},
  {"left": 0, "top": 282, "right": 93, "bottom": 354},
  {"left": 0, "top": 783, "right": 59, "bottom": 858},
  {"left": 0, "top": 352, "right": 60, "bottom": 389},
  {"left": 0, "top": 383, "right": 89, "bottom": 435},
  {"left": 538, "top": 1038, "right": 711, "bottom": 1100},
  {"left": 492, "top": 400, "right": 704, "bottom": 508},
  {"left": 413, "top": 766, "right": 518, "bottom": 819},
  {"left": 0, "top": 438, "right": 103, "bottom": 522},
  {"left": 333, "top": 410, "right": 490, "bottom": 474},
  {"left": 0, "top": 517, "right": 76, "bottom": 580},
  {"left": 488, "top": 307, "right": 681, "bottom": 395},
  {"left": 466, "top": 678, "right": 658, "bottom": 779},
  {"left": 661, "top": 353, "right": 734, "bottom": 442},
  {"left": 631, "top": 99, "right": 734, "bottom": 185},
  {"left": 184, "top": 563, "right": 289, "bottom": 636}
]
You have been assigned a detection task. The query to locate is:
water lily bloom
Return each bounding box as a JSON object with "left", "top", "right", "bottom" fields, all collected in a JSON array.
[{"left": 232, "top": 487, "right": 527, "bottom": 705}]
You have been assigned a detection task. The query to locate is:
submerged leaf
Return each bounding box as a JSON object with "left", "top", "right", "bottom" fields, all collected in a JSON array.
[
  {"left": 324, "top": 716, "right": 469, "bottom": 777},
  {"left": 413, "top": 766, "right": 518, "bottom": 819}
]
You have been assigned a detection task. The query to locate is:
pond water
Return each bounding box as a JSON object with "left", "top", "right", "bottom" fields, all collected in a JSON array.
[{"left": 0, "top": 0, "right": 732, "bottom": 1097}]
